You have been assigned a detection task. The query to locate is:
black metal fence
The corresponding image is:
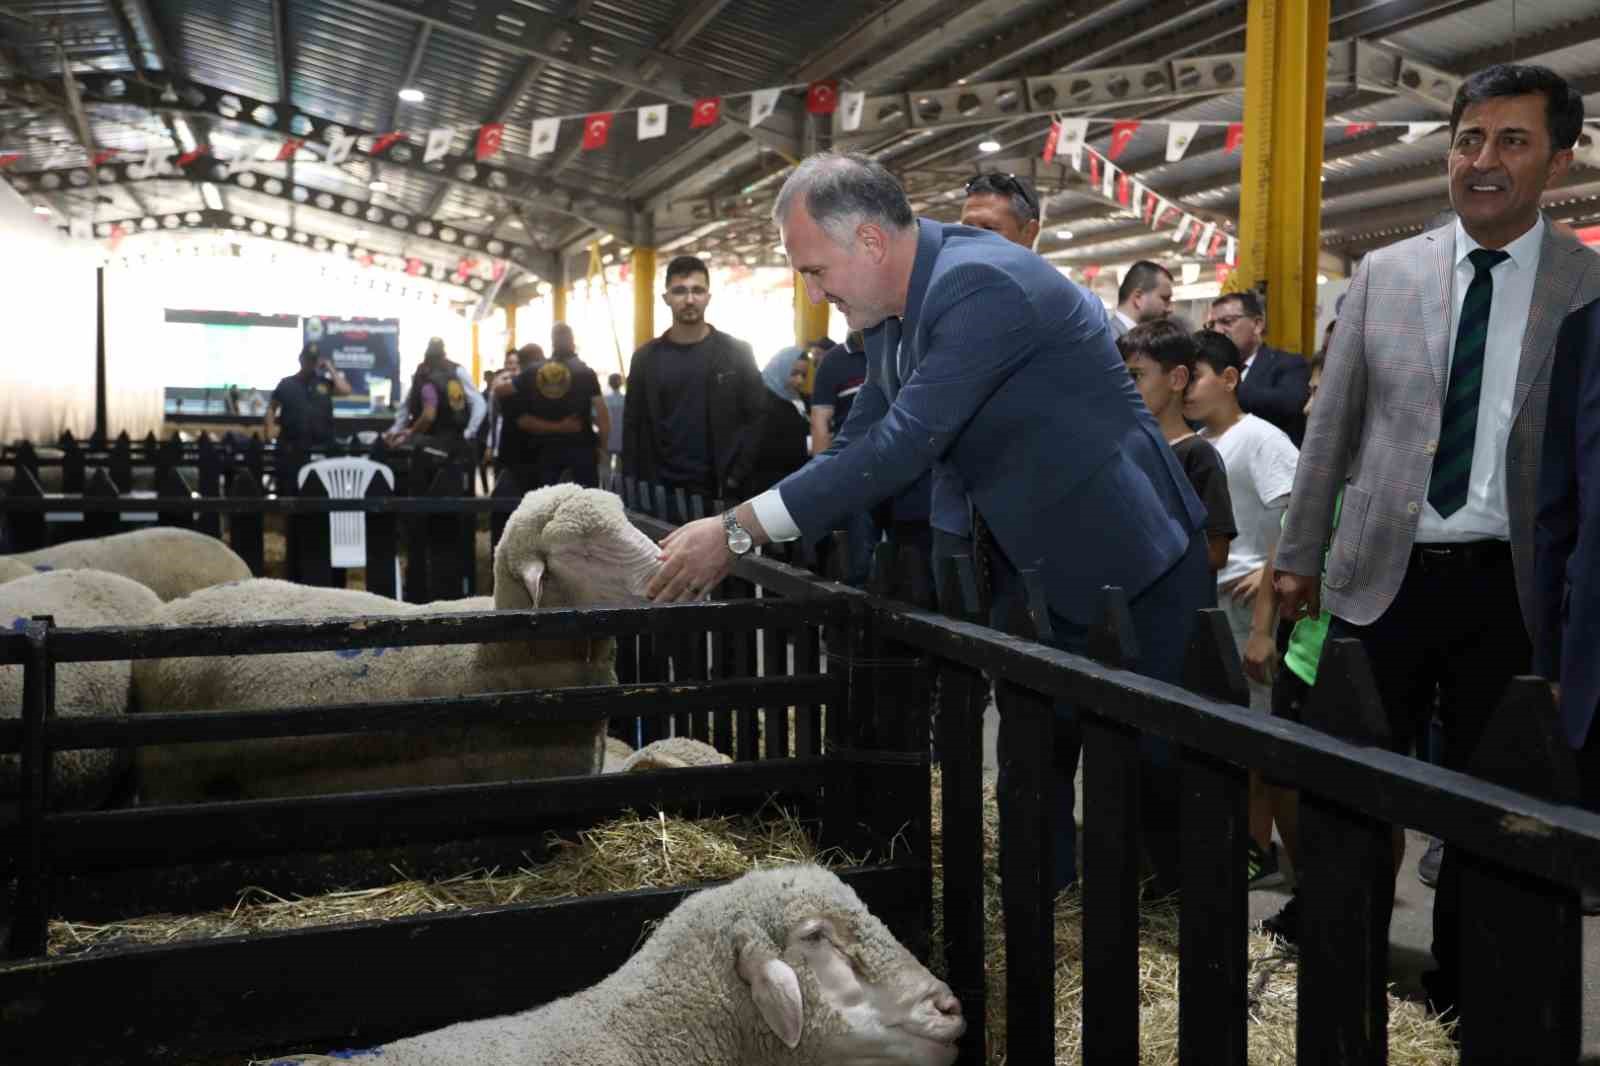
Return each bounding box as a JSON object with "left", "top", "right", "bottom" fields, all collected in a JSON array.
[{"left": 2, "top": 496, "right": 1598, "bottom": 1065}]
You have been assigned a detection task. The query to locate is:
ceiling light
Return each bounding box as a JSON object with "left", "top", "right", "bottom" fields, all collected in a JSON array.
[
  {"left": 32, "top": 204, "right": 50, "bottom": 216},
  {"left": 1056, "top": 229, "right": 1074, "bottom": 239},
  {"left": 978, "top": 140, "right": 1001, "bottom": 153},
  {"left": 508, "top": 218, "right": 524, "bottom": 228},
  {"left": 1317, "top": 273, "right": 1329, "bottom": 285},
  {"left": 354, "top": 228, "right": 369, "bottom": 239},
  {"left": 398, "top": 88, "right": 425, "bottom": 103},
  {"left": 174, "top": 118, "right": 197, "bottom": 153},
  {"left": 200, "top": 182, "right": 224, "bottom": 211},
  {"left": 369, "top": 180, "right": 388, "bottom": 192}
]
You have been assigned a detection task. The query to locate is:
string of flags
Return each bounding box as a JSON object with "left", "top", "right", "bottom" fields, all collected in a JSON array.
[{"left": 1041, "top": 116, "right": 1480, "bottom": 168}]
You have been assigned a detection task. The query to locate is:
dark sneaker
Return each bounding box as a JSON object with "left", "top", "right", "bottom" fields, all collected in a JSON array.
[
  {"left": 1260, "top": 893, "right": 1299, "bottom": 946},
  {"left": 1417, "top": 836, "right": 1444, "bottom": 888},
  {"left": 1247, "top": 839, "right": 1284, "bottom": 889}
]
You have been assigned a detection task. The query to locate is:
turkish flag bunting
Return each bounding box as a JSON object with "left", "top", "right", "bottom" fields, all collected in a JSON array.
[
  {"left": 1116, "top": 171, "right": 1131, "bottom": 206},
  {"left": 476, "top": 123, "right": 505, "bottom": 161},
  {"left": 1144, "top": 192, "right": 1159, "bottom": 225},
  {"left": 1082, "top": 265, "right": 1101, "bottom": 281},
  {"left": 358, "top": 253, "right": 375, "bottom": 268},
  {"left": 1225, "top": 123, "right": 1244, "bottom": 154},
  {"left": 582, "top": 113, "right": 614, "bottom": 151},
  {"left": 1108, "top": 121, "right": 1140, "bottom": 160},
  {"left": 0, "top": 153, "right": 20, "bottom": 168},
  {"left": 1087, "top": 152, "right": 1101, "bottom": 188},
  {"left": 690, "top": 97, "right": 721, "bottom": 129},
  {"left": 371, "top": 131, "right": 406, "bottom": 156},
  {"left": 1217, "top": 263, "right": 1234, "bottom": 287},
  {"left": 405, "top": 258, "right": 423, "bottom": 277},
  {"left": 1208, "top": 233, "right": 1225, "bottom": 257},
  {"left": 1042, "top": 121, "right": 1061, "bottom": 165},
  {"left": 108, "top": 223, "right": 126, "bottom": 251},
  {"left": 1186, "top": 225, "right": 1203, "bottom": 252},
  {"left": 1344, "top": 122, "right": 1377, "bottom": 137},
  {"left": 91, "top": 148, "right": 119, "bottom": 166},
  {"left": 806, "top": 81, "right": 839, "bottom": 115},
  {"left": 176, "top": 146, "right": 209, "bottom": 166},
  {"left": 276, "top": 138, "right": 305, "bottom": 161}
]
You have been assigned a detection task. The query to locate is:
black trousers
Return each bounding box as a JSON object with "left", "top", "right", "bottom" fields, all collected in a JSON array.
[{"left": 1326, "top": 539, "right": 1529, "bottom": 998}]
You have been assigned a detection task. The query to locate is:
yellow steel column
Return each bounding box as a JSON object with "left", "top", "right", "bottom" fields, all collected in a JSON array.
[
  {"left": 1234, "top": 0, "right": 1329, "bottom": 355},
  {"left": 504, "top": 302, "right": 517, "bottom": 350},
  {"left": 633, "top": 246, "right": 657, "bottom": 348},
  {"left": 470, "top": 321, "right": 481, "bottom": 383},
  {"left": 551, "top": 282, "right": 567, "bottom": 323},
  {"left": 793, "top": 273, "right": 829, "bottom": 348}
]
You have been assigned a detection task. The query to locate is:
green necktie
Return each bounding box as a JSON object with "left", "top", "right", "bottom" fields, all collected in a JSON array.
[{"left": 1429, "top": 247, "right": 1509, "bottom": 518}]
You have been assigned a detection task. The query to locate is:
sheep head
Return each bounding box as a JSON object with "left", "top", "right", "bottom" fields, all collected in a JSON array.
[
  {"left": 494, "top": 485, "right": 662, "bottom": 609},
  {"left": 717, "top": 866, "right": 964, "bottom": 1065}
]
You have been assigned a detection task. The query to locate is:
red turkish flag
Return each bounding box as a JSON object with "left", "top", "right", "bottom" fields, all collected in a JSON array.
[
  {"left": 1158, "top": 205, "right": 1181, "bottom": 226},
  {"left": 1082, "top": 265, "right": 1101, "bottom": 281},
  {"left": 1115, "top": 171, "right": 1131, "bottom": 206},
  {"left": 107, "top": 223, "right": 126, "bottom": 251},
  {"left": 1225, "top": 123, "right": 1244, "bottom": 154},
  {"left": 1108, "top": 121, "right": 1140, "bottom": 160},
  {"left": 476, "top": 123, "right": 505, "bottom": 161},
  {"left": 0, "top": 153, "right": 20, "bottom": 169},
  {"left": 404, "top": 258, "right": 423, "bottom": 277},
  {"left": 358, "top": 252, "right": 375, "bottom": 268},
  {"left": 370, "top": 131, "right": 406, "bottom": 156},
  {"left": 1186, "top": 225, "right": 1203, "bottom": 252},
  {"left": 176, "top": 145, "right": 209, "bottom": 167},
  {"left": 806, "top": 81, "right": 838, "bottom": 115},
  {"left": 276, "top": 138, "right": 305, "bottom": 161},
  {"left": 1042, "top": 121, "right": 1061, "bottom": 165},
  {"left": 1087, "top": 153, "right": 1101, "bottom": 189},
  {"left": 690, "top": 97, "right": 721, "bottom": 129},
  {"left": 581, "top": 113, "right": 614, "bottom": 151},
  {"left": 455, "top": 256, "right": 479, "bottom": 280},
  {"left": 91, "top": 148, "right": 119, "bottom": 166},
  {"left": 1144, "top": 192, "right": 1159, "bottom": 225},
  {"left": 1344, "top": 122, "right": 1377, "bottom": 137},
  {"left": 1208, "top": 232, "right": 1225, "bottom": 257},
  {"left": 1216, "top": 263, "right": 1234, "bottom": 287}
]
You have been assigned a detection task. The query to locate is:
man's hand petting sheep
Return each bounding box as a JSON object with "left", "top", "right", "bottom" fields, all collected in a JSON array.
[{"left": 648, "top": 503, "right": 767, "bottom": 602}]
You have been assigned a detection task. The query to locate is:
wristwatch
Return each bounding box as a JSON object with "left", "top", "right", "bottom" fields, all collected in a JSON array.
[{"left": 722, "top": 509, "right": 754, "bottom": 556}]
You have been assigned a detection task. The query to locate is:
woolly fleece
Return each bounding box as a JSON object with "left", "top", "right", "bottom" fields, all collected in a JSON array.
[
  {"left": 602, "top": 734, "right": 636, "bottom": 772},
  {"left": 0, "top": 557, "right": 32, "bottom": 584},
  {"left": 5, "top": 528, "right": 251, "bottom": 601},
  {"left": 1, "top": 569, "right": 162, "bottom": 811},
  {"left": 273, "top": 864, "right": 947, "bottom": 1066},
  {"left": 621, "top": 736, "right": 732, "bottom": 773},
  {"left": 130, "top": 485, "right": 663, "bottom": 802}
]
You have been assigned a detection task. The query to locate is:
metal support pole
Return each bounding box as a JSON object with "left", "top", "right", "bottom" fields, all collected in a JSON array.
[
  {"left": 95, "top": 265, "right": 108, "bottom": 441},
  {"left": 633, "top": 246, "right": 657, "bottom": 350},
  {"left": 504, "top": 303, "right": 517, "bottom": 350}
]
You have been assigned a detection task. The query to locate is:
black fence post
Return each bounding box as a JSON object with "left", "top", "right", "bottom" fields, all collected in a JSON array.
[
  {"left": 686, "top": 494, "right": 712, "bottom": 744},
  {"left": 4, "top": 466, "right": 48, "bottom": 552},
  {"left": 109, "top": 432, "right": 132, "bottom": 493},
  {"left": 293, "top": 469, "right": 335, "bottom": 588},
  {"left": 195, "top": 434, "right": 221, "bottom": 538},
  {"left": 653, "top": 483, "right": 669, "bottom": 522},
  {"left": 83, "top": 468, "right": 120, "bottom": 540},
  {"left": 622, "top": 476, "right": 637, "bottom": 512},
  {"left": 993, "top": 569, "right": 1057, "bottom": 1065},
  {"left": 1457, "top": 677, "right": 1581, "bottom": 1064},
  {"left": 1295, "top": 637, "right": 1393, "bottom": 1066},
  {"left": 9, "top": 615, "right": 55, "bottom": 958},
  {"left": 155, "top": 436, "right": 181, "bottom": 489},
  {"left": 61, "top": 434, "right": 85, "bottom": 495},
  {"left": 1177, "top": 607, "right": 1251, "bottom": 1066},
  {"left": 243, "top": 435, "right": 265, "bottom": 487},
  {"left": 935, "top": 553, "right": 987, "bottom": 1065},
  {"left": 363, "top": 468, "right": 399, "bottom": 600},
  {"left": 14, "top": 441, "right": 38, "bottom": 488},
  {"left": 155, "top": 465, "right": 196, "bottom": 532},
  {"left": 227, "top": 469, "right": 267, "bottom": 576}
]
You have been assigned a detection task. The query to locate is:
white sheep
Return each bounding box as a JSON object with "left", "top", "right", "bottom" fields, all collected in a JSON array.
[
  {"left": 3, "top": 528, "right": 251, "bottom": 601},
  {"left": 130, "top": 485, "right": 665, "bottom": 803},
  {"left": 269, "top": 864, "right": 964, "bottom": 1066},
  {"left": 602, "top": 734, "right": 636, "bottom": 772},
  {"left": 2, "top": 569, "right": 163, "bottom": 812},
  {"left": 621, "top": 735, "right": 732, "bottom": 773},
  {"left": 0, "top": 557, "right": 32, "bottom": 585}
]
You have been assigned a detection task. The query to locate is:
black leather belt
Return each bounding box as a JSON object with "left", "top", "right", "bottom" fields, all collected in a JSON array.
[{"left": 1410, "top": 539, "right": 1511, "bottom": 573}]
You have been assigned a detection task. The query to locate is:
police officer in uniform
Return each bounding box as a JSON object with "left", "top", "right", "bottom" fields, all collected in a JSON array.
[
  {"left": 507, "top": 340, "right": 606, "bottom": 490},
  {"left": 385, "top": 337, "right": 487, "bottom": 456},
  {"left": 266, "top": 343, "right": 350, "bottom": 493}
]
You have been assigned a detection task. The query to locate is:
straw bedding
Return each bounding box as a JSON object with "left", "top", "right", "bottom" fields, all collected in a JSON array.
[{"left": 49, "top": 771, "right": 1455, "bottom": 1064}]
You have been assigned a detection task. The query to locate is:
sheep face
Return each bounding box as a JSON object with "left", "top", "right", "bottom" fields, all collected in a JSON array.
[
  {"left": 496, "top": 486, "right": 663, "bottom": 608},
  {"left": 729, "top": 867, "right": 964, "bottom": 1065}
]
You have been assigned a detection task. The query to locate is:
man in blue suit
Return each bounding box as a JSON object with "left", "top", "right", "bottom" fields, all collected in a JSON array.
[
  {"left": 1536, "top": 295, "right": 1600, "bottom": 819},
  {"left": 650, "top": 151, "right": 1211, "bottom": 893}
]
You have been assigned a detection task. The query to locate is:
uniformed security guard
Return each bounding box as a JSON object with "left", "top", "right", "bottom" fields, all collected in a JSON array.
[
  {"left": 503, "top": 329, "right": 608, "bottom": 490},
  {"left": 385, "top": 337, "right": 486, "bottom": 456},
  {"left": 265, "top": 343, "right": 350, "bottom": 493}
]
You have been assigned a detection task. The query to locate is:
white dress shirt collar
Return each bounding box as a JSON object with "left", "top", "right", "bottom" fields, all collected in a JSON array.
[{"left": 1453, "top": 214, "right": 1544, "bottom": 274}]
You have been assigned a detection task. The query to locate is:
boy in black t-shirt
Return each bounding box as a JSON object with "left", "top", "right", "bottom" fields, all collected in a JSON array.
[{"left": 1118, "top": 319, "right": 1236, "bottom": 592}]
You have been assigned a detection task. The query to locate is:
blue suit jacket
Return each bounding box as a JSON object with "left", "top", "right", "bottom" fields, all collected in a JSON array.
[
  {"left": 1238, "top": 344, "right": 1310, "bottom": 446},
  {"left": 778, "top": 218, "right": 1206, "bottom": 624},
  {"left": 1536, "top": 295, "right": 1600, "bottom": 749}
]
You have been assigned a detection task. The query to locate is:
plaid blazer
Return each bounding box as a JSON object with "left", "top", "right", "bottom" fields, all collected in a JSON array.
[{"left": 1278, "top": 218, "right": 1600, "bottom": 633}]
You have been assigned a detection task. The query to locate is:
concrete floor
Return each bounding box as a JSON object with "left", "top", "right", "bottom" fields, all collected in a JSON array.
[{"left": 977, "top": 704, "right": 1600, "bottom": 1059}]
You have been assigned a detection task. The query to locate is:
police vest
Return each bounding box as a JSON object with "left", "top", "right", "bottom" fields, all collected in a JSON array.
[{"left": 410, "top": 361, "right": 469, "bottom": 438}]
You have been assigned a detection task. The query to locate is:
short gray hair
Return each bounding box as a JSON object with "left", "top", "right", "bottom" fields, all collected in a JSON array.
[{"left": 771, "top": 151, "right": 914, "bottom": 246}]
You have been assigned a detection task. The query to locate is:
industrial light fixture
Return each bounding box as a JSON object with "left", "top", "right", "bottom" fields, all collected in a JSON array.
[
  {"left": 978, "top": 140, "right": 1001, "bottom": 153},
  {"left": 397, "top": 88, "right": 425, "bottom": 103},
  {"left": 200, "top": 182, "right": 224, "bottom": 211},
  {"left": 1317, "top": 273, "right": 1328, "bottom": 284},
  {"left": 174, "top": 118, "right": 198, "bottom": 153},
  {"left": 32, "top": 203, "right": 50, "bottom": 216},
  {"left": 369, "top": 179, "right": 388, "bottom": 192},
  {"left": 1056, "top": 229, "right": 1074, "bottom": 239}
]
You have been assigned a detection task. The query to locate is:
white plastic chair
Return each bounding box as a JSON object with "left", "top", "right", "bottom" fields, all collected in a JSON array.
[{"left": 298, "top": 458, "right": 396, "bottom": 576}]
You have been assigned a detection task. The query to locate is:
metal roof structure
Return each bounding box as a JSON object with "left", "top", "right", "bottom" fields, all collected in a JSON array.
[{"left": 3, "top": 0, "right": 1599, "bottom": 296}]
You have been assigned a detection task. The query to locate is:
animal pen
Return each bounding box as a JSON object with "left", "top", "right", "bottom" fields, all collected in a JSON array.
[{"left": 3, "top": 494, "right": 1600, "bottom": 1065}]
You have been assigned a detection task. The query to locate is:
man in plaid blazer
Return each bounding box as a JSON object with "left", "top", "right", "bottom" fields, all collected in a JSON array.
[{"left": 1275, "top": 64, "right": 1600, "bottom": 1023}]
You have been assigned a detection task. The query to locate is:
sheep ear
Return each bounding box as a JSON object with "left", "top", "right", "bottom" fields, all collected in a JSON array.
[
  {"left": 737, "top": 936, "right": 804, "bottom": 1049},
  {"left": 519, "top": 559, "right": 546, "bottom": 607}
]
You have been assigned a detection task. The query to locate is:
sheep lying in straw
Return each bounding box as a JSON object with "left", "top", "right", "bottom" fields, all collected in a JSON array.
[
  {"left": 270, "top": 864, "right": 965, "bottom": 1066},
  {"left": 130, "top": 485, "right": 664, "bottom": 803},
  {"left": 0, "top": 557, "right": 32, "bottom": 584},
  {"left": 2, "top": 570, "right": 162, "bottom": 812},
  {"left": 2, "top": 527, "right": 251, "bottom": 600},
  {"left": 621, "top": 735, "right": 732, "bottom": 772}
]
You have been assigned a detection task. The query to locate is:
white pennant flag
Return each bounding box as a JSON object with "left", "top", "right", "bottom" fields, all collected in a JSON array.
[
  {"left": 1100, "top": 157, "right": 1116, "bottom": 199},
  {"left": 68, "top": 217, "right": 93, "bottom": 240},
  {"left": 1197, "top": 221, "right": 1216, "bottom": 252},
  {"left": 1225, "top": 236, "right": 1237, "bottom": 264},
  {"left": 324, "top": 129, "right": 358, "bottom": 166},
  {"left": 637, "top": 104, "right": 668, "bottom": 141},
  {"left": 1173, "top": 214, "right": 1195, "bottom": 244},
  {"left": 1575, "top": 126, "right": 1600, "bottom": 167},
  {"left": 1133, "top": 181, "right": 1148, "bottom": 216},
  {"left": 749, "top": 88, "right": 780, "bottom": 128},
  {"left": 222, "top": 138, "right": 266, "bottom": 178},
  {"left": 1166, "top": 121, "right": 1199, "bottom": 162},
  {"left": 529, "top": 118, "right": 560, "bottom": 157},
  {"left": 839, "top": 91, "right": 865, "bottom": 132},
  {"left": 1058, "top": 117, "right": 1087, "bottom": 169},
  {"left": 138, "top": 140, "right": 169, "bottom": 179},
  {"left": 424, "top": 127, "right": 454, "bottom": 164},
  {"left": 1150, "top": 197, "right": 1168, "bottom": 229},
  {"left": 1399, "top": 121, "right": 1446, "bottom": 144}
]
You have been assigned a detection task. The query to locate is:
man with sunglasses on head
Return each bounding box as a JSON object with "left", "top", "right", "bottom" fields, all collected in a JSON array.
[
  {"left": 1205, "top": 290, "right": 1310, "bottom": 445},
  {"left": 622, "top": 254, "right": 767, "bottom": 519}
]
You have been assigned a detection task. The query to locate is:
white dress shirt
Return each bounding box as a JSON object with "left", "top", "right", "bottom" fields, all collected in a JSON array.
[
  {"left": 1415, "top": 215, "right": 1544, "bottom": 543},
  {"left": 1114, "top": 309, "right": 1137, "bottom": 333}
]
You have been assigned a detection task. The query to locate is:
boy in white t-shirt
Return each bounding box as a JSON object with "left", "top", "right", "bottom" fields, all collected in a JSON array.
[{"left": 1186, "top": 327, "right": 1301, "bottom": 884}]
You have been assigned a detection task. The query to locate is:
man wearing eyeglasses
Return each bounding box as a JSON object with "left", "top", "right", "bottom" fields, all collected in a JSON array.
[
  {"left": 622, "top": 254, "right": 766, "bottom": 518},
  {"left": 1204, "top": 291, "right": 1310, "bottom": 445}
]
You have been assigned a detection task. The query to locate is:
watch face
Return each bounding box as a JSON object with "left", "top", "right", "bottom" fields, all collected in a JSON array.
[{"left": 729, "top": 528, "right": 754, "bottom": 555}]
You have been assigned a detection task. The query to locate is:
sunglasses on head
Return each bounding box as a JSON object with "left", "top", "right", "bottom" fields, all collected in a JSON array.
[{"left": 966, "top": 173, "right": 1036, "bottom": 213}]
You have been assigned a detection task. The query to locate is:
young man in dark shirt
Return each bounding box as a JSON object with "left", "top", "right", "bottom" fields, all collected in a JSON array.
[
  {"left": 502, "top": 325, "right": 606, "bottom": 490},
  {"left": 265, "top": 343, "right": 350, "bottom": 493},
  {"left": 622, "top": 255, "right": 765, "bottom": 518}
]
